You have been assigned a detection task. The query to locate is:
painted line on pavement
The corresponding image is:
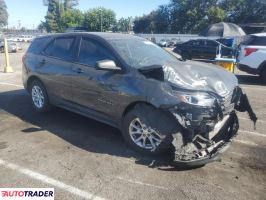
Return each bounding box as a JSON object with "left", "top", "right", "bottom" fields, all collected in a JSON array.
[
  {"left": 234, "top": 139, "right": 258, "bottom": 146},
  {"left": 0, "top": 159, "right": 105, "bottom": 200},
  {"left": 115, "top": 176, "right": 169, "bottom": 190},
  {"left": 239, "top": 130, "right": 266, "bottom": 138}
]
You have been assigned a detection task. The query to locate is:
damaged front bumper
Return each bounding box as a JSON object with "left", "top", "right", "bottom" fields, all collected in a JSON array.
[
  {"left": 173, "top": 112, "right": 239, "bottom": 167},
  {"left": 167, "top": 87, "right": 256, "bottom": 167}
]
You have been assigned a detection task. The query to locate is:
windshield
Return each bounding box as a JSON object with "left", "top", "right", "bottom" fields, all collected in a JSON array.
[{"left": 109, "top": 38, "right": 178, "bottom": 69}]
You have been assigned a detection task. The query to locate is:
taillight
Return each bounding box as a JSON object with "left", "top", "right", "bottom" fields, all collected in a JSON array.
[{"left": 244, "top": 48, "right": 258, "bottom": 56}]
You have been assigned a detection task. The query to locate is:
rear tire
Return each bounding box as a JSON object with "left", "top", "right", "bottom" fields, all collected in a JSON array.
[{"left": 29, "top": 80, "right": 51, "bottom": 112}]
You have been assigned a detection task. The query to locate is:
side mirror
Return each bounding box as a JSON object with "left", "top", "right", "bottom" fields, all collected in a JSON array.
[{"left": 96, "top": 60, "right": 121, "bottom": 71}]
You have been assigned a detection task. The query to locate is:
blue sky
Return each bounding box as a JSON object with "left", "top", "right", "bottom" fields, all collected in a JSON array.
[{"left": 5, "top": 0, "right": 168, "bottom": 29}]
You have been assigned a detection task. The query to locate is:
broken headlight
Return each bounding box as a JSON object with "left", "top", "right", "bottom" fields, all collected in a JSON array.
[{"left": 174, "top": 91, "right": 216, "bottom": 107}]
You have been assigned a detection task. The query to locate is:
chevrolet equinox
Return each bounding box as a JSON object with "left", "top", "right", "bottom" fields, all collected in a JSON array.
[{"left": 22, "top": 33, "right": 256, "bottom": 166}]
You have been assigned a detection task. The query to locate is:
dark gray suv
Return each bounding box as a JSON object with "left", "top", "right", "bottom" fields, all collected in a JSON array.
[{"left": 22, "top": 33, "right": 256, "bottom": 166}]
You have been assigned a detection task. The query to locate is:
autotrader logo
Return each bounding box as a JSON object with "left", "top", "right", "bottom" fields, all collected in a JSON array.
[{"left": 0, "top": 188, "right": 54, "bottom": 199}]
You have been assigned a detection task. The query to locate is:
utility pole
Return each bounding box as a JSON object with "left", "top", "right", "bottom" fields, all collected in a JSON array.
[{"left": 3, "top": 38, "right": 13, "bottom": 73}]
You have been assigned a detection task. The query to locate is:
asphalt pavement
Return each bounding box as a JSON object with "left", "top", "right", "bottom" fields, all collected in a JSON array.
[{"left": 0, "top": 46, "right": 265, "bottom": 200}]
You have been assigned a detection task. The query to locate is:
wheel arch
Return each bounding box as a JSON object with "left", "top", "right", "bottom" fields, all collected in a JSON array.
[
  {"left": 26, "top": 75, "right": 44, "bottom": 92},
  {"left": 121, "top": 101, "right": 178, "bottom": 155},
  {"left": 258, "top": 60, "right": 266, "bottom": 74},
  {"left": 121, "top": 101, "right": 156, "bottom": 119},
  {"left": 120, "top": 100, "right": 176, "bottom": 125}
]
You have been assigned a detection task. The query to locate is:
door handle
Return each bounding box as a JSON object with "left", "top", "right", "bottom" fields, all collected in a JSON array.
[{"left": 73, "top": 68, "right": 84, "bottom": 74}]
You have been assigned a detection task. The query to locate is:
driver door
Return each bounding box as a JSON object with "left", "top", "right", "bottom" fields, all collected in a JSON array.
[{"left": 71, "top": 37, "right": 120, "bottom": 116}]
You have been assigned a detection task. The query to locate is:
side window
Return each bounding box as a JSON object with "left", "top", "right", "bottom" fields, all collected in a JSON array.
[
  {"left": 191, "top": 40, "right": 201, "bottom": 46},
  {"left": 206, "top": 40, "right": 218, "bottom": 47},
  {"left": 27, "top": 37, "right": 52, "bottom": 54},
  {"left": 251, "top": 36, "right": 266, "bottom": 46},
  {"left": 185, "top": 40, "right": 194, "bottom": 46},
  {"left": 78, "top": 38, "right": 115, "bottom": 67},
  {"left": 44, "top": 37, "right": 75, "bottom": 61}
]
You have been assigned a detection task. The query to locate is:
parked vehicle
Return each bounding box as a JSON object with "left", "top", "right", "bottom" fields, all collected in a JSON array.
[
  {"left": 173, "top": 39, "right": 235, "bottom": 60},
  {"left": 19, "top": 35, "right": 33, "bottom": 43},
  {"left": 158, "top": 39, "right": 170, "bottom": 47},
  {"left": 168, "top": 38, "right": 181, "bottom": 47},
  {"left": 150, "top": 37, "right": 156, "bottom": 44},
  {"left": 7, "top": 37, "right": 19, "bottom": 42},
  {"left": 237, "top": 33, "right": 266, "bottom": 83},
  {"left": 0, "top": 41, "right": 18, "bottom": 53},
  {"left": 22, "top": 33, "right": 256, "bottom": 166}
]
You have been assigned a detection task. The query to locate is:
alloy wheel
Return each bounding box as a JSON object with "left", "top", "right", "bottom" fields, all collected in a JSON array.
[
  {"left": 31, "top": 85, "right": 45, "bottom": 109},
  {"left": 129, "top": 118, "right": 164, "bottom": 150}
]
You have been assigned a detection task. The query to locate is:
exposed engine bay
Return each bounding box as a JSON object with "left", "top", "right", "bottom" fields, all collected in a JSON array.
[{"left": 138, "top": 63, "right": 257, "bottom": 166}]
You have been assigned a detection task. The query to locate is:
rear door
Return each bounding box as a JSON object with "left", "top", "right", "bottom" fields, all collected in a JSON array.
[
  {"left": 190, "top": 40, "right": 204, "bottom": 59},
  {"left": 38, "top": 36, "right": 77, "bottom": 102},
  {"left": 203, "top": 40, "right": 219, "bottom": 59},
  {"left": 71, "top": 36, "right": 120, "bottom": 116}
]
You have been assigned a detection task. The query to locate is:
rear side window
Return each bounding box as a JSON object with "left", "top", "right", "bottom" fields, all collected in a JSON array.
[
  {"left": 189, "top": 40, "right": 202, "bottom": 46},
  {"left": 78, "top": 38, "right": 115, "bottom": 67},
  {"left": 205, "top": 40, "right": 218, "bottom": 47},
  {"left": 186, "top": 40, "right": 195, "bottom": 45},
  {"left": 242, "top": 36, "right": 266, "bottom": 46},
  {"left": 27, "top": 37, "right": 51, "bottom": 54},
  {"left": 44, "top": 37, "right": 75, "bottom": 61}
]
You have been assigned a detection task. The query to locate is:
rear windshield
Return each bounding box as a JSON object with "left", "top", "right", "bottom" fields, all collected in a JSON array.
[
  {"left": 242, "top": 35, "right": 266, "bottom": 46},
  {"left": 27, "top": 37, "right": 52, "bottom": 54}
]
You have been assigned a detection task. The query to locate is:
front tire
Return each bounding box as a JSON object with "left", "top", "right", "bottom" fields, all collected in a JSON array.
[
  {"left": 30, "top": 80, "right": 51, "bottom": 112},
  {"left": 122, "top": 104, "right": 182, "bottom": 155}
]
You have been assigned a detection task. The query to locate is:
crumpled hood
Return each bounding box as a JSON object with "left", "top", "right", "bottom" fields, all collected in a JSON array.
[{"left": 163, "top": 60, "right": 238, "bottom": 97}]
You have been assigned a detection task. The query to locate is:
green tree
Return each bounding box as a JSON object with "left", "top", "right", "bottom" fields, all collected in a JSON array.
[
  {"left": 116, "top": 17, "right": 133, "bottom": 32},
  {"left": 169, "top": 0, "right": 218, "bottom": 33},
  {"left": 134, "top": 0, "right": 266, "bottom": 34},
  {"left": 0, "top": 0, "right": 8, "bottom": 28},
  {"left": 43, "top": 0, "right": 63, "bottom": 32},
  {"left": 207, "top": 6, "right": 225, "bottom": 24},
  {"left": 133, "top": 14, "right": 155, "bottom": 33},
  {"left": 37, "top": 22, "right": 47, "bottom": 32},
  {"left": 153, "top": 5, "right": 170, "bottom": 33},
  {"left": 83, "top": 7, "right": 116, "bottom": 32},
  {"left": 221, "top": 0, "right": 266, "bottom": 23},
  {"left": 61, "top": 9, "right": 84, "bottom": 29}
]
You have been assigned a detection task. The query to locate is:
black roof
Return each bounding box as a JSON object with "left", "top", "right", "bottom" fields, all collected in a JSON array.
[{"left": 37, "top": 32, "right": 143, "bottom": 41}]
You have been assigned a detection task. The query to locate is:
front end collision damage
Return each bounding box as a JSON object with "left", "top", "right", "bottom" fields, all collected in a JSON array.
[
  {"left": 168, "top": 89, "right": 257, "bottom": 166},
  {"left": 137, "top": 63, "right": 257, "bottom": 166},
  {"left": 167, "top": 93, "right": 240, "bottom": 166}
]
